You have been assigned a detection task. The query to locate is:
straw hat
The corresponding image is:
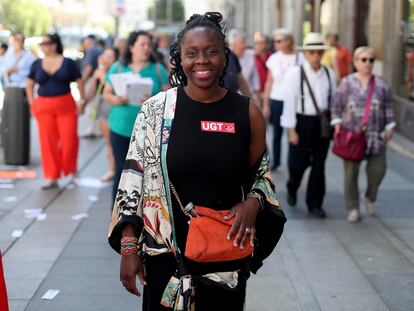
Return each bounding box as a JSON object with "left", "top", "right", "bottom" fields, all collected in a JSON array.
[{"left": 298, "top": 32, "right": 329, "bottom": 50}]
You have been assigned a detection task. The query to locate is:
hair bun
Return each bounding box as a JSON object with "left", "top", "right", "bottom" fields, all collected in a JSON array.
[{"left": 204, "top": 12, "right": 223, "bottom": 26}]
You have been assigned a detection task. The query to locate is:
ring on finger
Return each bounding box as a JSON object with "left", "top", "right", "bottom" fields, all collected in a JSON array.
[{"left": 245, "top": 228, "right": 252, "bottom": 234}]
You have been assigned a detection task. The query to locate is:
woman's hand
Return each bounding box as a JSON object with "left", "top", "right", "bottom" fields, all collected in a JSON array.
[
  {"left": 114, "top": 96, "right": 128, "bottom": 105},
  {"left": 384, "top": 129, "right": 393, "bottom": 143},
  {"left": 262, "top": 103, "right": 271, "bottom": 120},
  {"left": 288, "top": 128, "right": 299, "bottom": 145},
  {"left": 77, "top": 99, "right": 87, "bottom": 115},
  {"left": 120, "top": 254, "right": 146, "bottom": 296},
  {"left": 334, "top": 124, "right": 341, "bottom": 134},
  {"left": 224, "top": 197, "right": 261, "bottom": 249}
]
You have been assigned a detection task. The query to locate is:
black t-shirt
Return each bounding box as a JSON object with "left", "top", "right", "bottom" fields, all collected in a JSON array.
[
  {"left": 28, "top": 57, "right": 81, "bottom": 97},
  {"left": 223, "top": 51, "right": 242, "bottom": 92},
  {"left": 166, "top": 86, "right": 251, "bottom": 274}
]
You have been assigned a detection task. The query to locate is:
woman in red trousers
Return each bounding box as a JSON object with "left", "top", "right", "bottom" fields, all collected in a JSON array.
[{"left": 26, "top": 33, "right": 85, "bottom": 189}]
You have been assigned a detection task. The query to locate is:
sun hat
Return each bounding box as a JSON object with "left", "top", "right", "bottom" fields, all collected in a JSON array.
[{"left": 298, "top": 32, "right": 329, "bottom": 50}]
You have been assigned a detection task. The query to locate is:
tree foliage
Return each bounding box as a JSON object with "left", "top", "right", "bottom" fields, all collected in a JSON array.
[
  {"left": 0, "top": 0, "right": 52, "bottom": 36},
  {"left": 148, "top": 0, "right": 185, "bottom": 23}
]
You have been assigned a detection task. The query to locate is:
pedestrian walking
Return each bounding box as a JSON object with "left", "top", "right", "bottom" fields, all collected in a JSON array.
[
  {"left": 322, "top": 33, "right": 353, "bottom": 82},
  {"left": 281, "top": 32, "right": 336, "bottom": 218},
  {"left": 253, "top": 32, "right": 272, "bottom": 108},
  {"left": 331, "top": 46, "right": 395, "bottom": 222},
  {"left": 81, "top": 34, "right": 104, "bottom": 138},
  {"left": 82, "top": 47, "right": 119, "bottom": 182},
  {"left": 108, "top": 12, "right": 283, "bottom": 310},
  {"left": 228, "top": 29, "right": 261, "bottom": 104},
  {"left": 263, "top": 28, "right": 304, "bottom": 171},
  {"left": 0, "top": 32, "right": 33, "bottom": 165},
  {"left": 26, "top": 33, "right": 85, "bottom": 189},
  {"left": 103, "top": 30, "right": 169, "bottom": 203}
]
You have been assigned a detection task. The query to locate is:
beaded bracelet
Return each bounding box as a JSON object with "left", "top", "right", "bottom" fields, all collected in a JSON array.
[{"left": 120, "top": 236, "right": 140, "bottom": 256}]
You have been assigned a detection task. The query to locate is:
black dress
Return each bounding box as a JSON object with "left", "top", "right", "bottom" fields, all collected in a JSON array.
[{"left": 143, "top": 86, "right": 251, "bottom": 311}]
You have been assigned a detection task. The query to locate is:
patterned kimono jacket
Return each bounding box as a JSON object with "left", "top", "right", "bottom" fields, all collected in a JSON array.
[{"left": 108, "top": 87, "right": 282, "bottom": 310}]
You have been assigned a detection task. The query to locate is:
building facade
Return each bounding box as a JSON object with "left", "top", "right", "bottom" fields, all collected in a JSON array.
[{"left": 222, "top": 0, "right": 414, "bottom": 141}]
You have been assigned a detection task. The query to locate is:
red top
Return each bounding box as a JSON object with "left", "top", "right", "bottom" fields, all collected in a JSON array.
[
  {"left": 336, "top": 45, "right": 353, "bottom": 79},
  {"left": 255, "top": 51, "right": 272, "bottom": 92}
]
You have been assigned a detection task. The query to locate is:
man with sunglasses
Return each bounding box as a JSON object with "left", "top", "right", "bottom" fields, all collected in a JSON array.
[{"left": 281, "top": 32, "right": 336, "bottom": 218}]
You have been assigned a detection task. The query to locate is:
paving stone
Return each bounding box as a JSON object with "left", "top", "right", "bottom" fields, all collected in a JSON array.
[
  {"left": 6, "top": 278, "right": 44, "bottom": 300},
  {"left": 51, "top": 258, "right": 119, "bottom": 277},
  {"left": 26, "top": 294, "right": 140, "bottom": 311},
  {"left": 3, "top": 261, "right": 54, "bottom": 280},
  {"left": 317, "top": 293, "right": 389, "bottom": 311},
  {"left": 365, "top": 273, "right": 414, "bottom": 311},
  {"left": 7, "top": 299, "right": 29, "bottom": 311},
  {"left": 326, "top": 219, "right": 414, "bottom": 273}
]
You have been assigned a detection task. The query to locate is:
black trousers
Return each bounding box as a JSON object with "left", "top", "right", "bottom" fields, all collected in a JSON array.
[
  {"left": 270, "top": 99, "right": 284, "bottom": 169},
  {"left": 287, "top": 114, "right": 330, "bottom": 210},
  {"left": 109, "top": 130, "right": 131, "bottom": 203}
]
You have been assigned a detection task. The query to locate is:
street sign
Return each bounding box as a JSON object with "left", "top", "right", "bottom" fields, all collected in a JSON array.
[{"left": 113, "top": 0, "right": 125, "bottom": 16}]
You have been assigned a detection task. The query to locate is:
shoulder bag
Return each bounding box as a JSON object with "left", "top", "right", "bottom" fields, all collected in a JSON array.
[
  {"left": 300, "top": 65, "right": 333, "bottom": 139},
  {"left": 170, "top": 183, "right": 253, "bottom": 263},
  {"left": 332, "top": 76, "right": 375, "bottom": 161}
]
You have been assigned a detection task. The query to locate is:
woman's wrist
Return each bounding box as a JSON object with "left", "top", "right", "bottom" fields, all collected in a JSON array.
[
  {"left": 247, "top": 191, "right": 264, "bottom": 210},
  {"left": 120, "top": 236, "right": 140, "bottom": 256}
]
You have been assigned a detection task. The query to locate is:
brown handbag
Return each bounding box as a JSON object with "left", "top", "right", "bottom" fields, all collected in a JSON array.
[{"left": 170, "top": 183, "right": 253, "bottom": 263}]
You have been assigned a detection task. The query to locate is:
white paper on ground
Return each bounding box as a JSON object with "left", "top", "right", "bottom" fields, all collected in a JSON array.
[
  {"left": 0, "top": 184, "right": 14, "bottom": 189},
  {"left": 36, "top": 213, "right": 47, "bottom": 221},
  {"left": 74, "top": 177, "right": 111, "bottom": 189},
  {"left": 11, "top": 230, "right": 24, "bottom": 238},
  {"left": 24, "top": 209, "right": 43, "bottom": 219},
  {"left": 41, "top": 289, "right": 60, "bottom": 300},
  {"left": 88, "top": 195, "right": 98, "bottom": 202},
  {"left": 24, "top": 209, "right": 42, "bottom": 215},
  {"left": 71, "top": 213, "right": 89, "bottom": 220},
  {"left": 3, "top": 196, "right": 17, "bottom": 202},
  {"left": 66, "top": 183, "right": 76, "bottom": 190},
  {"left": 0, "top": 178, "right": 13, "bottom": 183}
]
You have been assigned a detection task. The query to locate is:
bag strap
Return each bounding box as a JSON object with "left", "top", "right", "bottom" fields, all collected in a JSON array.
[
  {"left": 300, "top": 66, "right": 305, "bottom": 113},
  {"left": 156, "top": 62, "right": 162, "bottom": 90},
  {"left": 362, "top": 76, "right": 375, "bottom": 127},
  {"left": 300, "top": 65, "right": 321, "bottom": 115},
  {"left": 169, "top": 182, "right": 196, "bottom": 219},
  {"left": 323, "top": 66, "right": 332, "bottom": 108}
]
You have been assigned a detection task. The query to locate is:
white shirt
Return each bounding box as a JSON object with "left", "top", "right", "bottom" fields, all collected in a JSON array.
[
  {"left": 266, "top": 51, "right": 304, "bottom": 100},
  {"left": 239, "top": 49, "right": 260, "bottom": 93},
  {"left": 281, "top": 61, "right": 336, "bottom": 128}
]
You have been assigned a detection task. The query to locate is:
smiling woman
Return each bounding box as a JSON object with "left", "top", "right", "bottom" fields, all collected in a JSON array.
[{"left": 108, "top": 12, "right": 283, "bottom": 311}]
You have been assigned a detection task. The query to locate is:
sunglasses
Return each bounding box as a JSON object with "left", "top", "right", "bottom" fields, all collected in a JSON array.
[
  {"left": 308, "top": 50, "right": 324, "bottom": 55},
  {"left": 39, "top": 41, "right": 54, "bottom": 46},
  {"left": 275, "top": 39, "right": 285, "bottom": 44},
  {"left": 360, "top": 57, "right": 375, "bottom": 63}
]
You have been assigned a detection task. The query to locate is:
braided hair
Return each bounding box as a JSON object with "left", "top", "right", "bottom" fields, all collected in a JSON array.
[{"left": 169, "top": 12, "right": 230, "bottom": 87}]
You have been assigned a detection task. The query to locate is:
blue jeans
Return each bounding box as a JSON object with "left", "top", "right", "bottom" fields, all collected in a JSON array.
[
  {"left": 270, "top": 99, "right": 284, "bottom": 169},
  {"left": 109, "top": 130, "right": 131, "bottom": 203}
]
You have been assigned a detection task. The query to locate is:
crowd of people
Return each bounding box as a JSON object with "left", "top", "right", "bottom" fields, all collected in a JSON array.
[
  {"left": 0, "top": 11, "right": 399, "bottom": 311},
  {"left": 0, "top": 20, "right": 396, "bottom": 221}
]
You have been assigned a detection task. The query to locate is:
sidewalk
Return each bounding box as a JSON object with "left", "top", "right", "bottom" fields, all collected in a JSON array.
[{"left": 1, "top": 123, "right": 414, "bottom": 310}]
